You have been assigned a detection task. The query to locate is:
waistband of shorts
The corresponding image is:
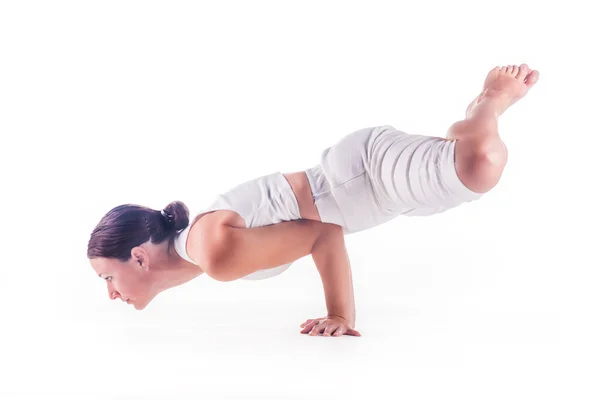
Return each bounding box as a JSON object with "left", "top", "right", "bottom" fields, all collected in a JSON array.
[{"left": 304, "top": 164, "right": 346, "bottom": 228}]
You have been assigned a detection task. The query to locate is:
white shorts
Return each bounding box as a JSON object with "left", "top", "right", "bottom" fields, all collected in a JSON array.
[{"left": 304, "top": 125, "right": 484, "bottom": 235}]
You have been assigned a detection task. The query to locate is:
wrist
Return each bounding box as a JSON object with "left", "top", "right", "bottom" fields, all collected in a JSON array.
[{"left": 328, "top": 313, "right": 356, "bottom": 328}]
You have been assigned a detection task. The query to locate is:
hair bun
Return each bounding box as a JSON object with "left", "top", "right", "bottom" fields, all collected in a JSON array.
[
  {"left": 162, "top": 201, "right": 190, "bottom": 231},
  {"left": 161, "top": 209, "right": 174, "bottom": 225}
]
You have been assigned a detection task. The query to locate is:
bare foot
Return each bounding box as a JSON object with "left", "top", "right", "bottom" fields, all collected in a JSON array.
[{"left": 466, "top": 64, "right": 540, "bottom": 118}]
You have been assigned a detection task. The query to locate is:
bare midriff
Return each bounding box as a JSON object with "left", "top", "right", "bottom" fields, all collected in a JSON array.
[{"left": 282, "top": 171, "right": 322, "bottom": 222}]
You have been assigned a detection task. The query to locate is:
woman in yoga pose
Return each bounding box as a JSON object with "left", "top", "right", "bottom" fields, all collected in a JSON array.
[{"left": 88, "top": 64, "right": 539, "bottom": 337}]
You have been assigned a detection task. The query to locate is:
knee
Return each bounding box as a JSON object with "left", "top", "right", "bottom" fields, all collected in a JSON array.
[
  {"left": 455, "top": 138, "right": 508, "bottom": 193},
  {"left": 474, "top": 151, "right": 508, "bottom": 193}
]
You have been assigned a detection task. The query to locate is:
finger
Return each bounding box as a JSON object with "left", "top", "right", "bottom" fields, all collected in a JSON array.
[
  {"left": 300, "top": 318, "right": 324, "bottom": 328},
  {"left": 333, "top": 327, "right": 345, "bottom": 336},
  {"left": 300, "top": 319, "right": 313, "bottom": 328},
  {"left": 300, "top": 319, "right": 319, "bottom": 328},
  {"left": 346, "top": 328, "right": 362, "bottom": 337},
  {"left": 301, "top": 323, "right": 317, "bottom": 334},
  {"left": 322, "top": 325, "right": 338, "bottom": 337},
  {"left": 300, "top": 319, "right": 317, "bottom": 328},
  {"left": 309, "top": 322, "right": 329, "bottom": 336},
  {"left": 301, "top": 320, "right": 321, "bottom": 334}
]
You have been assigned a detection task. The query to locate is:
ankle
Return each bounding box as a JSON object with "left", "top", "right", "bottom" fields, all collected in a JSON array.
[
  {"left": 467, "top": 91, "right": 511, "bottom": 120},
  {"left": 482, "top": 88, "right": 512, "bottom": 106}
]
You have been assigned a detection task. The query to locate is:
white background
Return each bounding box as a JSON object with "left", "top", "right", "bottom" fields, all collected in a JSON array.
[{"left": 1, "top": 1, "right": 598, "bottom": 399}]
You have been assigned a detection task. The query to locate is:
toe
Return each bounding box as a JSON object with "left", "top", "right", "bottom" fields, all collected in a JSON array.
[
  {"left": 524, "top": 70, "right": 540, "bottom": 87},
  {"left": 501, "top": 66, "right": 509, "bottom": 73},
  {"left": 510, "top": 65, "right": 518, "bottom": 76},
  {"left": 490, "top": 66, "right": 501, "bottom": 77},
  {"left": 516, "top": 65, "right": 528, "bottom": 80}
]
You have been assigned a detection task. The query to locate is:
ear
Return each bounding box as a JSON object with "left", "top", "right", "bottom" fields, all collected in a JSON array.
[{"left": 130, "top": 246, "right": 150, "bottom": 271}]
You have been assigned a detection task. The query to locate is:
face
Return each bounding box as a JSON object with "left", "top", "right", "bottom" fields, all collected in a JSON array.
[{"left": 90, "top": 248, "right": 157, "bottom": 310}]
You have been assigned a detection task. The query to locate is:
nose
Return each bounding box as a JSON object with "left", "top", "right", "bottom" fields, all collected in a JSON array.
[{"left": 107, "top": 285, "right": 120, "bottom": 301}]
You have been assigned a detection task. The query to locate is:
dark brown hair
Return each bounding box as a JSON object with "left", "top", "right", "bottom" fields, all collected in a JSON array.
[{"left": 87, "top": 201, "right": 190, "bottom": 262}]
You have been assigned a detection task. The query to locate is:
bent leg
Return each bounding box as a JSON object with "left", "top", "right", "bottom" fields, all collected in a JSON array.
[
  {"left": 365, "top": 127, "right": 484, "bottom": 218},
  {"left": 448, "top": 63, "right": 540, "bottom": 193},
  {"left": 447, "top": 103, "right": 508, "bottom": 194}
]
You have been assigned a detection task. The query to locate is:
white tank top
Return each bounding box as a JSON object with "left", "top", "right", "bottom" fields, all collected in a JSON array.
[{"left": 173, "top": 171, "right": 302, "bottom": 280}]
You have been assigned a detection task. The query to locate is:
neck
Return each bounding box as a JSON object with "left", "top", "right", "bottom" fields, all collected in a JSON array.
[{"left": 153, "top": 241, "right": 205, "bottom": 293}]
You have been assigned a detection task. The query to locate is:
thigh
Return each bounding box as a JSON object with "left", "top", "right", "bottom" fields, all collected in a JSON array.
[
  {"left": 327, "top": 171, "right": 400, "bottom": 234},
  {"left": 314, "top": 125, "right": 484, "bottom": 234},
  {"left": 366, "top": 127, "right": 484, "bottom": 216}
]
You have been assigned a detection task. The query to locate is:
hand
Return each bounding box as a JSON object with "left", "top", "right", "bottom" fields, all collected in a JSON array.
[{"left": 300, "top": 316, "right": 361, "bottom": 337}]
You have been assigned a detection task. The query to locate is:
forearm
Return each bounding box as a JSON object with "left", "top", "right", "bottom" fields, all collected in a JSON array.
[{"left": 311, "top": 224, "right": 356, "bottom": 327}]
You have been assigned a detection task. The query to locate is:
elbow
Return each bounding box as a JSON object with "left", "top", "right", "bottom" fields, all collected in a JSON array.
[
  {"left": 203, "top": 249, "right": 241, "bottom": 282},
  {"left": 207, "top": 269, "right": 237, "bottom": 283},
  {"left": 202, "top": 255, "right": 235, "bottom": 282},
  {"left": 198, "top": 225, "right": 235, "bottom": 282}
]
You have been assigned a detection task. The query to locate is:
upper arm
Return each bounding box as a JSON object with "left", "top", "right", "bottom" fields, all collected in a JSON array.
[
  {"left": 210, "top": 219, "right": 326, "bottom": 282},
  {"left": 186, "top": 212, "right": 230, "bottom": 272}
]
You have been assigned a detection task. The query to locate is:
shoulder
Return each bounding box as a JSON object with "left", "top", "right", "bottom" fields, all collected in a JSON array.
[
  {"left": 187, "top": 212, "right": 232, "bottom": 267},
  {"left": 215, "top": 210, "right": 246, "bottom": 228}
]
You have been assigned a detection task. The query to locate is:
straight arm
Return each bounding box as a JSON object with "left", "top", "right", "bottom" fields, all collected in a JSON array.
[{"left": 311, "top": 224, "right": 356, "bottom": 327}]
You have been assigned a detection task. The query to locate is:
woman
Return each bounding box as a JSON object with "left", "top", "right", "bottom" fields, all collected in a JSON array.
[{"left": 88, "top": 64, "right": 540, "bottom": 337}]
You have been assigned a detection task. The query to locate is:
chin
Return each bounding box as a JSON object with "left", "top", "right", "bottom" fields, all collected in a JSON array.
[{"left": 131, "top": 293, "right": 157, "bottom": 310}]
